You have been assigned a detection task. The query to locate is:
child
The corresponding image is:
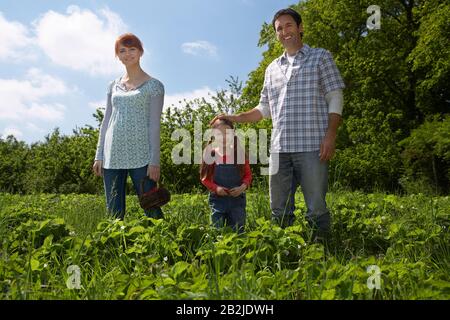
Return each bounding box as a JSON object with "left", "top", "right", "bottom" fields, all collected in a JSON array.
[{"left": 200, "top": 118, "right": 252, "bottom": 233}]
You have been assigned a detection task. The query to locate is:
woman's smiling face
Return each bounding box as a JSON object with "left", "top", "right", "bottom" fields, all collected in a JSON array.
[{"left": 117, "top": 45, "right": 142, "bottom": 66}]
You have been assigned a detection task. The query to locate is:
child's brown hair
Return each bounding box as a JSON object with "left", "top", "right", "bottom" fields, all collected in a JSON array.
[{"left": 199, "top": 119, "right": 248, "bottom": 181}]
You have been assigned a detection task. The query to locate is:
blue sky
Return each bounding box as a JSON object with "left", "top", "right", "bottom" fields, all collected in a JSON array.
[{"left": 0, "top": 0, "right": 294, "bottom": 144}]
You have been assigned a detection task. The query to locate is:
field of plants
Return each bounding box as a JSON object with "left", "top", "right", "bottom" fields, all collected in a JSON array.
[{"left": 0, "top": 189, "right": 449, "bottom": 300}]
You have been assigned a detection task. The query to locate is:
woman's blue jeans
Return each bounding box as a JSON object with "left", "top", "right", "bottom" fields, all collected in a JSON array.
[{"left": 103, "top": 165, "right": 163, "bottom": 220}]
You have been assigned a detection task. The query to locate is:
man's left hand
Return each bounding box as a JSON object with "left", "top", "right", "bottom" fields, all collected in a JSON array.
[{"left": 319, "top": 134, "right": 336, "bottom": 162}]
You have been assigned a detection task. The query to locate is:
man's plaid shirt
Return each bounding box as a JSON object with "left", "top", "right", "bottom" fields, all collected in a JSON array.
[{"left": 256, "top": 44, "right": 345, "bottom": 153}]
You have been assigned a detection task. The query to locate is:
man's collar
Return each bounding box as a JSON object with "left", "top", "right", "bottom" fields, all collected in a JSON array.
[{"left": 279, "top": 44, "right": 311, "bottom": 63}]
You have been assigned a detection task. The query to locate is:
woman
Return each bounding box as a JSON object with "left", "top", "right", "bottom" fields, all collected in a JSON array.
[{"left": 93, "top": 33, "right": 164, "bottom": 220}]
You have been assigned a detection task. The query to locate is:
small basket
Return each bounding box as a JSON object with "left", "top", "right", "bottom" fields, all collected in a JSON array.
[{"left": 138, "top": 177, "right": 171, "bottom": 210}]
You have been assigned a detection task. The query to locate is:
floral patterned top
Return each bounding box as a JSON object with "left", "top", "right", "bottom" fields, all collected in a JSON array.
[{"left": 95, "top": 76, "right": 164, "bottom": 169}]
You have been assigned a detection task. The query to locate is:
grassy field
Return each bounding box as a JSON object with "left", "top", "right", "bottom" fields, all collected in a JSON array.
[{"left": 0, "top": 189, "right": 449, "bottom": 300}]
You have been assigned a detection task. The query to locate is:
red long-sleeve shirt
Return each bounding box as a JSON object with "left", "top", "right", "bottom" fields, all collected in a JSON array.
[{"left": 201, "top": 154, "right": 252, "bottom": 194}]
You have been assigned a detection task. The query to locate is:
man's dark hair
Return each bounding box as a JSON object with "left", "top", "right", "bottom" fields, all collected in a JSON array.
[{"left": 272, "top": 8, "right": 302, "bottom": 29}]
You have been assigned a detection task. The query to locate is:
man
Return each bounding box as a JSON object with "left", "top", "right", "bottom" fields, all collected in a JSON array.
[{"left": 212, "top": 8, "right": 345, "bottom": 241}]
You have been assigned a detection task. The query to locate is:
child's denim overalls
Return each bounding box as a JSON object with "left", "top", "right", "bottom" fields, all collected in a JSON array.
[{"left": 208, "top": 163, "right": 246, "bottom": 233}]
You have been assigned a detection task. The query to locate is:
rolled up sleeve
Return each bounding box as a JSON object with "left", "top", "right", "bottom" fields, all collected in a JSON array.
[{"left": 256, "top": 69, "right": 271, "bottom": 119}]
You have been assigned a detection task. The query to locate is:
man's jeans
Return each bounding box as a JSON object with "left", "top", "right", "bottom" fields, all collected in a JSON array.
[
  {"left": 103, "top": 165, "right": 163, "bottom": 220},
  {"left": 269, "top": 152, "right": 330, "bottom": 232}
]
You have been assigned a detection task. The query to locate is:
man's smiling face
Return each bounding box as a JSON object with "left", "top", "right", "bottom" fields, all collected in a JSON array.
[{"left": 274, "top": 14, "right": 303, "bottom": 50}]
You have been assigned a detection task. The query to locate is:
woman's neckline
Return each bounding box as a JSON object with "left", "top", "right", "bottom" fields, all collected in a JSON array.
[{"left": 118, "top": 75, "right": 153, "bottom": 91}]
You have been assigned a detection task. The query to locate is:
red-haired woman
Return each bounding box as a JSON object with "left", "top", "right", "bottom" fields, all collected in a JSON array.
[
  {"left": 93, "top": 33, "right": 164, "bottom": 220},
  {"left": 200, "top": 118, "right": 252, "bottom": 233}
]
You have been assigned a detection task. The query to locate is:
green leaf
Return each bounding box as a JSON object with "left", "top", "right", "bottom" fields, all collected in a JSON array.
[
  {"left": 30, "top": 259, "right": 40, "bottom": 271},
  {"left": 321, "top": 289, "right": 336, "bottom": 300}
]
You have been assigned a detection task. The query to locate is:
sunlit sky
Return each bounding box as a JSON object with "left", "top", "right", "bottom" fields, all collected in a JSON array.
[{"left": 0, "top": 0, "right": 295, "bottom": 144}]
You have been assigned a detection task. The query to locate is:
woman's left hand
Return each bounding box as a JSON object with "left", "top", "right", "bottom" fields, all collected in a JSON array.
[{"left": 147, "top": 165, "right": 160, "bottom": 182}]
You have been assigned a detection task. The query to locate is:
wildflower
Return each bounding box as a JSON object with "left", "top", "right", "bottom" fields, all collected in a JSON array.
[
  {"left": 69, "top": 231, "right": 76, "bottom": 237},
  {"left": 298, "top": 242, "right": 307, "bottom": 249},
  {"left": 163, "top": 256, "right": 168, "bottom": 262},
  {"left": 43, "top": 263, "right": 48, "bottom": 268},
  {"left": 120, "top": 225, "right": 126, "bottom": 230}
]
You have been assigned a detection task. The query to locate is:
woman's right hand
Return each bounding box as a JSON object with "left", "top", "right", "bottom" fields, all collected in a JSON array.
[
  {"left": 216, "top": 186, "right": 229, "bottom": 196},
  {"left": 93, "top": 160, "right": 103, "bottom": 177}
]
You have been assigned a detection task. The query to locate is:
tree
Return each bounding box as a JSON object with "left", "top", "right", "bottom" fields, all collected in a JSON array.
[
  {"left": 23, "top": 126, "right": 102, "bottom": 194},
  {"left": 399, "top": 115, "right": 450, "bottom": 194},
  {"left": 0, "top": 136, "right": 29, "bottom": 193}
]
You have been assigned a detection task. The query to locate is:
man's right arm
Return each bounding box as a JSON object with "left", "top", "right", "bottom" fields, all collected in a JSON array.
[
  {"left": 211, "top": 107, "right": 264, "bottom": 125},
  {"left": 231, "top": 108, "right": 264, "bottom": 123}
]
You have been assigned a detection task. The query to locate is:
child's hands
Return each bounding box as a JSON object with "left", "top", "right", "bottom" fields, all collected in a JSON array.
[
  {"left": 216, "top": 186, "right": 229, "bottom": 196},
  {"left": 228, "top": 183, "right": 247, "bottom": 197}
]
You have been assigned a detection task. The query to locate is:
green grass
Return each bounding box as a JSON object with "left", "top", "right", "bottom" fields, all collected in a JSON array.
[{"left": 0, "top": 190, "right": 449, "bottom": 300}]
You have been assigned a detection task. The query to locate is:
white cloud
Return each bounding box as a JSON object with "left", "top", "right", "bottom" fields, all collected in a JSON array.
[
  {"left": 88, "top": 100, "right": 106, "bottom": 110},
  {"left": 0, "top": 68, "right": 68, "bottom": 122},
  {"left": 0, "top": 12, "right": 35, "bottom": 61},
  {"left": 27, "top": 103, "right": 66, "bottom": 121},
  {"left": 34, "top": 5, "right": 127, "bottom": 76},
  {"left": 26, "top": 68, "right": 68, "bottom": 96},
  {"left": 164, "top": 86, "right": 214, "bottom": 110},
  {"left": 26, "top": 122, "right": 46, "bottom": 133},
  {"left": 181, "top": 41, "right": 218, "bottom": 58},
  {"left": 1, "top": 127, "right": 23, "bottom": 139}
]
